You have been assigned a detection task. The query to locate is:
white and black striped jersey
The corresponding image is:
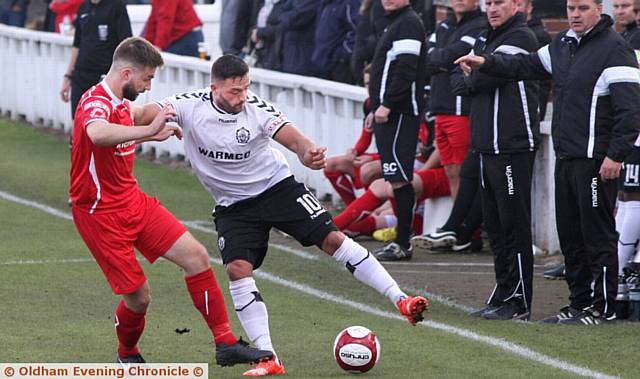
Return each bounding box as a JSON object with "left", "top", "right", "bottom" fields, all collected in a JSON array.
[{"left": 162, "top": 89, "right": 292, "bottom": 207}]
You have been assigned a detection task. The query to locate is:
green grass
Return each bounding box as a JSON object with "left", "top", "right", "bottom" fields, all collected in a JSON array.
[{"left": 0, "top": 119, "right": 635, "bottom": 378}]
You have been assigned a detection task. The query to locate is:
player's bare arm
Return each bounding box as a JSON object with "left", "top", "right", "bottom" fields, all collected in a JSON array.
[
  {"left": 87, "top": 104, "right": 178, "bottom": 146},
  {"left": 274, "top": 123, "right": 327, "bottom": 170}
]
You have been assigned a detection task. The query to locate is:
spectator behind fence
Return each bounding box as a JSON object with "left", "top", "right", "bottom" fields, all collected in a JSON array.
[
  {"left": 59, "top": 0, "right": 132, "bottom": 118},
  {"left": 251, "top": 0, "right": 285, "bottom": 70},
  {"left": 49, "top": 0, "right": 83, "bottom": 33},
  {"left": 0, "top": 0, "right": 29, "bottom": 26},
  {"left": 456, "top": 0, "right": 640, "bottom": 325},
  {"left": 519, "top": 0, "right": 552, "bottom": 121},
  {"left": 219, "top": 0, "right": 261, "bottom": 55},
  {"left": 143, "top": 0, "right": 203, "bottom": 57},
  {"left": 351, "top": 0, "right": 386, "bottom": 86},
  {"left": 312, "top": 0, "right": 360, "bottom": 84},
  {"left": 278, "top": 0, "right": 319, "bottom": 76}
]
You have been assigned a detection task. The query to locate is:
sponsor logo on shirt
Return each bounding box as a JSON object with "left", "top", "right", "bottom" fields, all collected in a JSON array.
[
  {"left": 84, "top": 100, "right": 110, "bottom": 112},
  {"left": 89, "top": 107, "right": 108, "bottom": 120},
  {"left": 267, "top": 115, "right": 287, "bottom": 135},
  {"left": 219, "top": 118, "right": 237, "bottom": 124},
  {"left": 198, "top": 147, "right": 251, "bottom": 161}
]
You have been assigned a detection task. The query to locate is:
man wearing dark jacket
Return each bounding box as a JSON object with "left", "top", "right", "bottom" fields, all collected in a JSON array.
[
  {"left": 312, "top": 0, "right": 360, "bottom": 84},
  {"left": 369, "top": 0, "right": 426, "bottom": 261},
  {"left": 615, "top": 0, "right": 640, "bottom": 49},
  {"left": 427, "top": 0, "right": 486, "bottom": 201},
  {"left": 451, "top": 0, "right": 539, "bottom": 320},
  {"left": 457, "top": 0, "right": 640, "bottom": 324}
]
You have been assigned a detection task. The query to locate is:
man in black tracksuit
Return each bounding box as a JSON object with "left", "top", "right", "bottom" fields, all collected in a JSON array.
[
  {"left": 368, "top": 0, "right": 426, "bottom": 261},
  {"left": 457, "top": 0, "right": 640, "bottom": 324},
  {"left": 451, "top": 0, "right": 539, "bottom": 320},
  {"left": 615, "top": 0, "right": 640, "bottom": 49}
]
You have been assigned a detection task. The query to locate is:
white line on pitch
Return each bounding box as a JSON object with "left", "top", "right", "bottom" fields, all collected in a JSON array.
[{"left": 0, "top": 190, "right": 618, "bottom": 379}]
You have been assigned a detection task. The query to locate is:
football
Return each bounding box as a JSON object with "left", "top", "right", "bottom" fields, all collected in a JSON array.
[{"left": 333, "top": 326, "right": 380, "bottom": 373}]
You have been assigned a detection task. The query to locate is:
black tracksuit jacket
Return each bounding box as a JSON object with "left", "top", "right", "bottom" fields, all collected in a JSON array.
[
  {"left": 369, "top": 5, "right": 427, "bottom": 116},
  {"left": 427, "top": 8, "right": 487, "bottom": 116},
  {"left": 451, "top": 13, "right": 540, "bottom": 155},
  {"left": 479, "top": 15, "right": 640, "bottom": 163}
]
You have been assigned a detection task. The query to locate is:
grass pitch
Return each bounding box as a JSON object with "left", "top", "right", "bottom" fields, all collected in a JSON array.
[{"left": 0, "top": 119, "right": 636, "bottom": 378}]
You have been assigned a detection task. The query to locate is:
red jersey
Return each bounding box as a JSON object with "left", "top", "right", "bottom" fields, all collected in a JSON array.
[{"left": 70, "top": 82, "right": 140, "bottom": 214}]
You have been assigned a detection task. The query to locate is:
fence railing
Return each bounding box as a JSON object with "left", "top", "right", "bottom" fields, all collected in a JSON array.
[{"left": 0, "top": 24, "right": 559, "bottom": 253}]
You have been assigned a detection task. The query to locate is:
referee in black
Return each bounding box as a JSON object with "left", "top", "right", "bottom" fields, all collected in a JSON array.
[
  {"left": 457, "top": 0, "right": 640, "bottom": 324},
  {"left": 368, "top": 0, "right": 427, "bottom": 261},
  {"left": 451, "top": 0, "right": 539, "bottom": 320},
  {"left": 59, "top": 0, "right": 132, "bottom": 118}
]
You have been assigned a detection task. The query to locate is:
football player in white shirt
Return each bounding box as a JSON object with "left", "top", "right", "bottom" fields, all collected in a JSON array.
[{"left": 151, "top": 55, "right": 428, "bottom": 376}]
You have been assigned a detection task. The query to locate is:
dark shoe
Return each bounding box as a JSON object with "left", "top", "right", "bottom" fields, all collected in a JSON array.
[
  {"left": 543, "top": 265, "right": 565, "bottom": 280},
  {"left": 374, "top": 242, "right": 413, "bottom": 261},
  {"left": 558, "top": 306, "right": 616, "bottom": 325},
  {"left": 410, "top": 228, "right": 457, "bottom": 251},
  {"left": 539, "top": 305, "right": 581, "bottom": 324},
  {"left": 482, "top": 301, "right": 530, "bottom": 321},
  {"left": 215, "top": 337, "right": 274, "bottom": 367},
  {"left": 117, "top": 353, "right": 145, "bottom": 365},
  {"left": 469, "top": 304, "right": 499, "bottom": 318}
]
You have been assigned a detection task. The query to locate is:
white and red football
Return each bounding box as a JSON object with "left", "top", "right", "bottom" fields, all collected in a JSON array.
[{"left": 333, "top": 326, "right": 380, "bottom": 373}]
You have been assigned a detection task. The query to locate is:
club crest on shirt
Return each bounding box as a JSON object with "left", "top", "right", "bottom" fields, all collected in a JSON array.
[
  {"left": 235, "top": 127, "right": 250, "bottom": 145},
  {"left": 218, "top": 236, "right": 225, "bottom": 251}
]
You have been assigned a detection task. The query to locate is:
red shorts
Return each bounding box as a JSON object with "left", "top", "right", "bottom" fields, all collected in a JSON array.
[
  {"left": 353, "top": 153, "right": 380, "bottom": 189},
  {"left": 72, "top": 191, "right": 187, "bottom": 295},
  {"left": 416, "top": 167, "right": 451, "bottom": 201},
  {"left": 435, "top": 115, "right": 470, "bottom": 166}
]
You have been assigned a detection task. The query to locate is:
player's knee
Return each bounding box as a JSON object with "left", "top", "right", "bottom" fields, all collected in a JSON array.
[
  {"left": 125, "top": 285, "right": 151, "bottom": 312},
  {"left": 225, "top": 260, "right": 253, "bottom": 281},
  {"left": 321, "top": 231, "right": 345, "bottom": 254},
  {"left": 182, "top": 242, "right": 210, "bottom": 276}
]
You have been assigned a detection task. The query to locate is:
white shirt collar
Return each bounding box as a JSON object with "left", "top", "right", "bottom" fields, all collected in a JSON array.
[
  {"left": 566, "top": 26, "right": 595, "bottom": 43},
  {"left": 101, "top": 80, "right": 123, "bottom": 106}
]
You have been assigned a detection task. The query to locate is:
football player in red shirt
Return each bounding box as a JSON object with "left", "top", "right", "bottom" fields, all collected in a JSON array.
[{"left": 70, "top": 37, "right": 273, "bottom": 366}]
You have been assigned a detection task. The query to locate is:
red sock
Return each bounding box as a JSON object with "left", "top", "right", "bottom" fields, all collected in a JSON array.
[
  {"left": 345, "top": 215, "right": 377, "bottom": 236},
  {"left": 325, "top": 170, "right": 356, "bottom": 205},
  {"left": 115, "top": 301, "right": 145, "bottom": 358},
  {"left": 334, "top": 190, "right": 383, "bottom": 229},
  {"left": 185, "top": 268, "right": 237, "bottom": 346}
]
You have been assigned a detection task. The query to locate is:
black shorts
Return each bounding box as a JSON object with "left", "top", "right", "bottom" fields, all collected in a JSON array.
[
  {"left": 213, "top": 176, "right": 337, "bottom": 269},
  {"left": 621, "top": 147, "right": 640, "bottom": 193},
  {"left": 373, "top": 112, "right": 420, "bottom": 183}
]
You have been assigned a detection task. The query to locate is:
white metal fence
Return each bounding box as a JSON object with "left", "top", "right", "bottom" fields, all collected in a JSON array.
[{"left": 0, "top": 24, "right": 559, "bottom": 253}]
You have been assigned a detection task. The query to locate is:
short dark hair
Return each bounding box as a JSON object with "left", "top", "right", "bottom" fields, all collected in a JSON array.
[
  {"left": 113, "top": 37, "right": 163, "bottom": 69},
  {"left": 211, "top": 54, "right": 249, "bottom": 82}
]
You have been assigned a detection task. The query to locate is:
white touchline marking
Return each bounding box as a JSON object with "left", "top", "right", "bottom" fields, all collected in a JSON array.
[
  {"left": 0, "top": 258, "right": 95, "bottom": 265},
  {"left": 0, "top": 190, "right": 619, "bottom": 379}
]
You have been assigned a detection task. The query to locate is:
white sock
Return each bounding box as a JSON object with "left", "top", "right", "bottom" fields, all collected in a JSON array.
[
  {"left": 333, "top": 237, "right": 406, "bottom": 305},
  {"left": 618, "top": 201, "right": 640, "bottom": 273},
  {"left": 383, "top": 214, "right": 398, "bottom": 228},
  {"left": 229, "top": 277, "right": 275, "bottom": 354}
]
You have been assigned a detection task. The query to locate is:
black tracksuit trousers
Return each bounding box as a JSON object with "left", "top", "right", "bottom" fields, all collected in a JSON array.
[
  {"left": 555, "top": 158, "right": 618, "bottom": 316},
  {"left": 481, "top": 152, "right": 535, "bottom": 309}
]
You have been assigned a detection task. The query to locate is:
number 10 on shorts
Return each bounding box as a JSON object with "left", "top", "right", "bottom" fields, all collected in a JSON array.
[{"left": 296, "top": 194, "right": 326, "bottom": 220}]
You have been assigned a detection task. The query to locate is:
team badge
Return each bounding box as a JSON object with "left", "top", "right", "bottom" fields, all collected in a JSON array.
[
  {"left": 218, "top": 236, "right": 225, "bottom": 251},
  {"left": 235, "top": 127, "right": 250, "bottom": 145}
]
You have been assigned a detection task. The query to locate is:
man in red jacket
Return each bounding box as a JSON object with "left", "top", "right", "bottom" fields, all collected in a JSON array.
[{"left": 144, "top": 0, "right": 204, "bottom": 57}]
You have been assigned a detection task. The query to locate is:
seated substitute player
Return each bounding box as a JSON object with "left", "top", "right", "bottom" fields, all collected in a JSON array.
[
  {"left": 155, "top": 55, "right": 429, "bottom": 377},
  {"left": 70, "top": 37, "right": 273, "bottom": 366}
]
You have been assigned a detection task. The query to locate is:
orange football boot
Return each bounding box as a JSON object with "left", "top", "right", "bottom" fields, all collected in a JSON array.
[{"left": 397, "top": 295, "right": 429, "bottom": 325}]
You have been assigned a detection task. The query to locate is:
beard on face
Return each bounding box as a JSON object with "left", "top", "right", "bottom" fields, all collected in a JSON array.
[{"left": 122, "top": 82, "right": 139, "bottom": 101}]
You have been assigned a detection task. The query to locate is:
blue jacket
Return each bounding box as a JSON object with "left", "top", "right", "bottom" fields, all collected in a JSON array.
[
  {"left": 278, "top": 0, "right": 319, "bottom": 76},
  {"left": 312, "top": 0, "right": 360, "bottom": 78}
]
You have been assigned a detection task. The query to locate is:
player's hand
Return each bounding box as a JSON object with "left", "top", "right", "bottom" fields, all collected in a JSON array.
[
  {"left": 364, "top": 112, "right": 374, "bottom": 131},
  {"left": 148, "top": 104, "right": 177, "bottom": 136},
  {"left": 374, "top": 105, "right": 390, "bottom": 124},
  {"left": 60, "top": 78, "right": 71, "bottom": 103},
  {"left": 303, "top": 146, "right": 327, "bottom": 170},
  {"left": 454, "top": 55, "right": 486, "bottom": 74},
  {"left": 599, "top": 156, "right": 622, "bottom": 181},
  {"left": 151, "top": 122, "right": 183, "bottom": 142}
]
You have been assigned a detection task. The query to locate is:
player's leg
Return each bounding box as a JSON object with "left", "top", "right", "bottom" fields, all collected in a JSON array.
[
  {"left": 72, "top": 206, "right": 149, "bottom": 363},
  {"left": 136, "top": 197, "right": 272, "bottom": 366},
  {"left": 333, "top": 178, "right": 389, "bottom": 230},
  {"left": 213, "top": 198, "right": 284, "bottom": 375},
  {"left": 436, "top": 115, "right": 470, "bottom": 200},
  {"left": 358, "top": 156, "right": 383, "bottom": 189},
  {"left": 324, "top": 154, "right": 357, "bottom": 205}
]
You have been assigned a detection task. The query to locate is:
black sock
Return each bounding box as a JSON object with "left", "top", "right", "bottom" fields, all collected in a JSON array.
[
  {"left": 442, "top": 175, "right": 479, "bottom": 232},
  {"left": 393, "top": 184, "right": 415, "bottom": 248}
]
